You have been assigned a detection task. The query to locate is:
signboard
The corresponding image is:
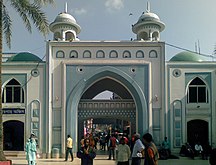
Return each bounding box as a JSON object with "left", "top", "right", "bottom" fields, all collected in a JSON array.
[{"left": 2, "top": 108, "right": 25, "bottom": 114}]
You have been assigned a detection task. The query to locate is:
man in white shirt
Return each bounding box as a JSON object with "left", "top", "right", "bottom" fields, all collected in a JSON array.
[
  {"left": 65, "top": 135, "right": 73, "bottom": 162},
  {"left": 131, "top": 133, "right": 145, "bottom": 165}
]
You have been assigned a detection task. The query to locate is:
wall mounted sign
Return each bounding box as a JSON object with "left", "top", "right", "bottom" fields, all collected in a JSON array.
[{"left": 2, "top": 108, "right": 25, "bottom": 114}]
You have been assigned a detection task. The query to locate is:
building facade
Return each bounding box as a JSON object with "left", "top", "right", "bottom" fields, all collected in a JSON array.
[{"left": 1, "top": 4, "right": 216, "bottom": 158}]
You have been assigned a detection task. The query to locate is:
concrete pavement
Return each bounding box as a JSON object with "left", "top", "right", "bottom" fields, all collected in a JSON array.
[{"left": 8, "top": 156, "right": 210, "bottom": 165}]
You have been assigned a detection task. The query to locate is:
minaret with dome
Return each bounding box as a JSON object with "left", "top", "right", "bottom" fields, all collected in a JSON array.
[
  {"left": 49, "top": 3, "right": 81, "bottom": 41},
  {"left": 132, "top": 2, "right": 165, "bottom": 41}
]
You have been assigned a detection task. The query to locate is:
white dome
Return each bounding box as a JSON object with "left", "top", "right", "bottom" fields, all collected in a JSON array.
[
  {"left": 54, "top": 12, "right": 77, "bottom": 24},
  {"left": 49, "top": 12, "right": 81, "bottom": 34},
  {"left": 132, "top": 11, "right": 165, "bottom": 33},
  {"left": 138, "top": 12, "right": 160, "bottom": 22}
]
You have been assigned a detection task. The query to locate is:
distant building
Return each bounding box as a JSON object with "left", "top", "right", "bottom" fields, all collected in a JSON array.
[{"left": 2, "top": 3, "right": 215, "bottom": 158}]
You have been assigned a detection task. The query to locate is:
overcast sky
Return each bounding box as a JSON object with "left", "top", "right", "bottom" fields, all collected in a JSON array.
[{"left": 3, "top": 0, "right": 216, "bottom": 61}]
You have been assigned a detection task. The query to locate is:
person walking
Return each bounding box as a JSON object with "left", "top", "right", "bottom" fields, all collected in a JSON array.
[
  {"left": 108, "top": 133, "right": 117, "bottom": 160},
  {"left": 81, "top": 138, "right": 96, "bottom": 165},
  {"left": 116, "top": 137, "right": 131, "bottom": 165},
  {"left": 65, "top": 135, "right": 74, "bottom": 162},
  {"left": 142, "top": 133, "right": 159, "bottom": 165},
  {"left": 130, "top": 132, "right": 136, "bottom": 153},
  {"left": 26, "top": 133, "right": 37, "bottom": 165},
  {"left": 100, "top": 134, "right": 106, "bottom": 151},
  {"left": 131, "top": 133, "right": 145, "bottom": 165}
]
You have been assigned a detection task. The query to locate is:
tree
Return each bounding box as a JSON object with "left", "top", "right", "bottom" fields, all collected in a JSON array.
[{"left": 0, "top": 0, "right": 54, "bottom": 161}]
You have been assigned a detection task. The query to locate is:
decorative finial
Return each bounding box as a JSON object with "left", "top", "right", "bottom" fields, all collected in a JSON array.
[
  {"left": 146, "top": 1, "right": 150, "bottom": 13},
  {"left": 65, "top": 2, "right": 68, "bottom": 13}
]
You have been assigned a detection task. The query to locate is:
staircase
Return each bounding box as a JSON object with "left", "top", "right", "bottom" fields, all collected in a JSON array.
[{"left": 4, "top": 151, "right": 26, "bottom": 159}]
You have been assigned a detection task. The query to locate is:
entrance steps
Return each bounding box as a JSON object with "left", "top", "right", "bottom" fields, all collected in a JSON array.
[{"left": 4, "top": 151, "right": 26, "bottom": 158}]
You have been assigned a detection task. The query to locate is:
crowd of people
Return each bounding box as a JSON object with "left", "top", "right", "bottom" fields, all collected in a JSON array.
[
  {"left": 77, "top": 132, "right": 216, "bottom": 165},
  {"left": 77, "top": 132, "right": 159, "bottom": 165},
  {"left": 25, "top": 131, "right": 216, "bottom": 165}
]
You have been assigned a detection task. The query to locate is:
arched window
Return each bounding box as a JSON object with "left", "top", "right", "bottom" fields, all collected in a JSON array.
[
  {"left": 2, "top": 79, "right": 24, "bottom": 103},
  {"left": 65, "top": 31, "right": 74, "bottom": 41},
  {"left": 70, "top": 50, "right": 78, "bottom": 58},
  {"left": 152, "top": 31, "right": 159, "bottom": 41},
  {"left": 109, "top": 50, "right": 118, "bottom": 58},
  {"left": 123, "top": 51, "right": 131, "bottom": 58},
  {"left": 149, "top": 50, "right": 157, "bottom": 58},
  {"left": 54, "top": 32, "right": 61, "bottom": 41},
  {"left": 139, "top": 32, "right": 148, "bottom": 40},
  {"left": 56, "top": 50, "right": 65, "bottom": 58},
  {"left": 83, "top": 50, "right": 91, "bottom": 58},
  {"left": 187, "top": 77, "right": 208, "bottom": 103},
  {"left": 136, "top": 50, "right": 144, "bottom": 58},
  {"left": 96, "top": 50, "right": 105, "bottom": 58}
]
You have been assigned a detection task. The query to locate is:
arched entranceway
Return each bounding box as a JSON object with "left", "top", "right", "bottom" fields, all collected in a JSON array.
[
  {"left": 77, "top": 99, "right": 136, "bottom": 149},
  {"left": 66, "top": 67, "right": 148, "bottom": 152},
  {"left": 3, "top": 120, "right": 24, "bottom": 151},
  {"left": 77, "top": 78, "right": 136, "bottom": 151},
  {"left": 187, "top": 119, "right": 208, "bottom": 146}
]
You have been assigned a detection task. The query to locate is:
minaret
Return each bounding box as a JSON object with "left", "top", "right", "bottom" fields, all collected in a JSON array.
[
  {"left": 132, "top": 2, "right": 165, "bottom": 41},
  {"left": 49, "top": 3, "right": 81, "bottom": 41}
]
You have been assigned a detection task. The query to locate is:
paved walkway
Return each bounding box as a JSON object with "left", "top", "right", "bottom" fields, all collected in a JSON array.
[
  {"left": 6, "top": 147, "right": 210, "bottom": 165},
  {"left": 8, "top": 156, "right": 210, "bottom": 165}
]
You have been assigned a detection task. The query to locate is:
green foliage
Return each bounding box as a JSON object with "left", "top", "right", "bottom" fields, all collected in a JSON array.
[{"left": 2, "top": 0, "right": 54, "bottom": 49}]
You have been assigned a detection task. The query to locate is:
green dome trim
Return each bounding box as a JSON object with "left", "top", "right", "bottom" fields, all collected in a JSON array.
[
  {"left": 7, "top": 52, "right": 42, "bottom": 62},
  {"left": 169, "top": 51, "right": 206, "bottom": 62}
]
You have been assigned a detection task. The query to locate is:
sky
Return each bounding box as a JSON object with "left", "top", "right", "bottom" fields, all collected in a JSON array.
[{"left": 3, "top": 0, "right": 216, "bottom": 61}]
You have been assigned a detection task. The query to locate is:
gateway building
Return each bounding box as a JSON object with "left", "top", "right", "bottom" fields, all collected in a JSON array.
[{"left": 2, "top": 4, "right": 215, "bottom": 158}]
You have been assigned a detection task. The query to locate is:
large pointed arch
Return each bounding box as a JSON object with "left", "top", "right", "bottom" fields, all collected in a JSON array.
[{"left": 66, "top": 66, "right": 148, "bottom": 151}]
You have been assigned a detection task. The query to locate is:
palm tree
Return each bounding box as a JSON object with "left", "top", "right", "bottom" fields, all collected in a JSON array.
[{"left": 0, "top": 0, "right": 54, "bottom": 161}]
